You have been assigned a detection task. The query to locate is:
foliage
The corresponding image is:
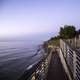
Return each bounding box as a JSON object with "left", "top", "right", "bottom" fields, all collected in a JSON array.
[
  {"left": 49, "top": 39, "right": 60, "bottom": 46},
  {"left": 59, "top": 25, "right": 76, "bottom": 39},
  {"left": 76, "top": 29, "right": 80, "bottom": 37},
  {"left": 43, "top": 25, "right": 80, "bottom": 51}
]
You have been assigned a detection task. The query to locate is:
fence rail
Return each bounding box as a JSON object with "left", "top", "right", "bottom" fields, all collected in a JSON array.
[
  {"left": 60, "top": 39, "right": 80, "bottom": 80},
  {"left": 18, "top": 48, "right": 52, "bottom": 80}
]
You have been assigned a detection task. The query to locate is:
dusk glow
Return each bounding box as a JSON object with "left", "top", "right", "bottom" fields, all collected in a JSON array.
[
  {"left": 0, "top": 0, "right": 80, "bottom": 40},
  {"left": 0, "top": 1, "right": 80, "bottom": 80}
]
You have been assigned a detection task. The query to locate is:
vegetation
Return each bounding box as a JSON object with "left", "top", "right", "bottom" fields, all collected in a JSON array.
[
  {"left": 59, "top": 25, "right": 76, "bottom": 39},
  {"left": 47, "top": 37, "right": 60, "bottom": 46},
  {"left": 76, "top": 29, "right": 80, "bottom": 37},
  {"left": 59, "top": 25, "right": 80, "bottom": 39},
  {"left": 43, "top": 25, "right": 80, "bottom": 51}
]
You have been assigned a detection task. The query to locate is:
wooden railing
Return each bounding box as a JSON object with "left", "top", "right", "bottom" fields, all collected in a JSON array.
[
  {"left": 60, "top": 39, "right": 80, "bottom": 80},
  {"left": 18, "top": 48, "right": 52, "bottom": 80}
]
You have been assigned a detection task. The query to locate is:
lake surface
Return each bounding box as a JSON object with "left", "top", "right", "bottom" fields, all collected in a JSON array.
[{"left": 0, "top": 42, "right": 44, "bottom": 80}]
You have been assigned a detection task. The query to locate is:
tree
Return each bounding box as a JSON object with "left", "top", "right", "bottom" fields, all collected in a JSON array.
[
  {"left": 59, "top": 25, "right": 76, "bottom": 39},
  {"left": 76, "top": 29, "right": 80, "bottom": 37},
  {"left": 59, "top": 27, "right": 64, "bottom": 38},
  {"left": 77, "top": 29, "right": 80, "bottom": 35}
]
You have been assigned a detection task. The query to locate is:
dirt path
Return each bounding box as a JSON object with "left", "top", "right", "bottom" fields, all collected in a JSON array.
[{"left": 47, "top": 51, "right": 69, "bottom": 80}]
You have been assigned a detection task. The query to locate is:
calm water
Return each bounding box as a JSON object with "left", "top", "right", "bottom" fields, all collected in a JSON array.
[{"left": 0, "top": 42, "right": 44, "bottom": 80}]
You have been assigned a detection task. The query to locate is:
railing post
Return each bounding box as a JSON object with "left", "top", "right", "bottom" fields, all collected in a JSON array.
[
  {"left": 31, "top": 72, "right": 36, "bottom": 80},
  {"left": 26, "top": 48, "right": 52, "bottom": 80},
  {"left": 73, "top": 51, "right": 77, "bottom": 80},
  {"left": 59, "top": 39, "right": 80, "bottom": 80}
]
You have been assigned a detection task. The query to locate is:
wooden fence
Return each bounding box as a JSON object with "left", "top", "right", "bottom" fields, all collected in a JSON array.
[{"left": 60, "top": 39, "right": 80, "bottom": 80}]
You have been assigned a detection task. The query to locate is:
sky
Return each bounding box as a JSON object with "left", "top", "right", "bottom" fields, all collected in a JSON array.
[{"left": 0, "top": 0, "right": 80, "bottom": 42}]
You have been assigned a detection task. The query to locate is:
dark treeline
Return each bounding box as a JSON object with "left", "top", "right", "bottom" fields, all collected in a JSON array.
[
  {"left": 43, "top": 25, "right": 80, "bottom": 49},
  {"left": 49, "top": 25, "right": 80, "bottom": 41},
  {"left": 59, "top": 25, "right": 80, "bottom": 39}
]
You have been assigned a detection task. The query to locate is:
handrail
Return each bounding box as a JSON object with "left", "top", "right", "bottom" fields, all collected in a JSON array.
[
  {"left": 62, "top": 39, "right": 80, "bottom": 54},
  {"left": 18, "top": 48, "right": 52, "bottom": 80},
  {"left": 18, "top": 59, "right": 43, "bottom": 80},
  {"left": 60, "top": 39, "right": 80, "bottom": 80}
]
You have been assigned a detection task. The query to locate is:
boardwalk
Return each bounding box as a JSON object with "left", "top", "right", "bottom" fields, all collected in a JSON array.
[{"left": 47, "top": 51, "right": 69, "bottom": 80}]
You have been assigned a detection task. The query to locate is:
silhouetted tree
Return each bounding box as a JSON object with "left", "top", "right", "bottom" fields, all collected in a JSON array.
[
  {"left": 76, "top": 29, "right": 80, "bottom": 37},
  {"left": 59, "top": 25, "right": 76, "bottom": 39}
]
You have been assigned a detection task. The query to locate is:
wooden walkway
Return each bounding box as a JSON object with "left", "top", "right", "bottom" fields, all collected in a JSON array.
[{"left": 47, "top": 51, "right": 69, "bottom": 80}]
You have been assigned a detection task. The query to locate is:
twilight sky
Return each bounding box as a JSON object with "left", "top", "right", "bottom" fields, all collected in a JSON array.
[{"left": 0, "top": 0, "right": 80, "bottom": 42}]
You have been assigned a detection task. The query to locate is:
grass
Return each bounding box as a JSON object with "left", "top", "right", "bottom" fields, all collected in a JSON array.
[{"left": 48, "top": 39, "right": 60, "bottom": 47}]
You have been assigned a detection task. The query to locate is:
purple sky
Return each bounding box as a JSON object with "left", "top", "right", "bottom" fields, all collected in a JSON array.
[{"left": 0, "top": 0, "right": 80, "bottom": 42}]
